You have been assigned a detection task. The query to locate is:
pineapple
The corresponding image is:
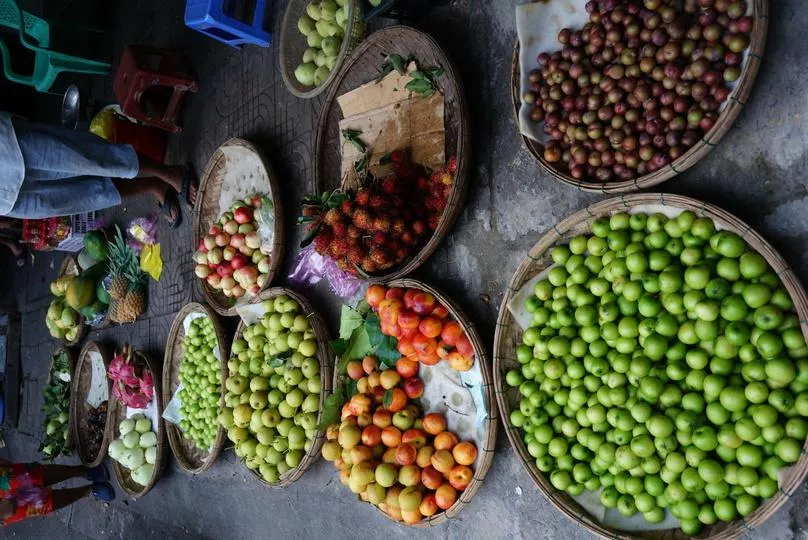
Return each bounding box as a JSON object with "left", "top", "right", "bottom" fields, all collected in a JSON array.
[
  {"left": 106, "top": 227, "right": 148, "bottom": 322},
  {"left": 117, "top": 265, "right": 148, "bottom": 323}
]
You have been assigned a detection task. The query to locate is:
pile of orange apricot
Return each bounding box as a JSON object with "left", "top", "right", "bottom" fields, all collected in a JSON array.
[
  {"left": 321, "top": 355, "right": 479, "bottom": 524},
  {"left": 366, "top": 285, "right": 475, "bottom": 371}
]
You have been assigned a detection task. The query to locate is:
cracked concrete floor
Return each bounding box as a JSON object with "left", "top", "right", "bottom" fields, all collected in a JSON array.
[{"left": 4, "top": 0, "right": 808, "bottom": 539}]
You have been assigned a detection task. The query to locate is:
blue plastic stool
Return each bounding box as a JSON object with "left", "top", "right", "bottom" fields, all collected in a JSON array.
[{"left": 184, "top": 0, "right": 271, "bottom": 48}]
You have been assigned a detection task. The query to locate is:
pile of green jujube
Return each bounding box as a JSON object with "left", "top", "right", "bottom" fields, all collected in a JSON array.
[
  {"left": 506, "top": 210, "right": 808, "bottom": 536},
  {"left": 294, "top": 0, "right": 352, "bottom": 87},
  {"left": 178, "top": 316, "right": 221, "bottom": 451},
  {"left": 219, "top": 295, "right": 322, "bottom": 484}
]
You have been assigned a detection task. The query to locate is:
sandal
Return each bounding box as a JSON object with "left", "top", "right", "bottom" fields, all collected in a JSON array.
[
  {"left": 91, "top": 481, "right": 115, "bottom": 502},
  {"left": 159, "top": 188, "right": 182, "bottom": 229},
  {"left": 181, "top": 164, "right": 199, "bottom": 208}
]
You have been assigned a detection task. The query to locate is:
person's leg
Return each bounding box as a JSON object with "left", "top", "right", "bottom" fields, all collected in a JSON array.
[
  {"left": 50, "top": 486, "right": 91, "bottom": 511},
  {"left": 40, "top": 465, "right": 87, "bottom": 487}
]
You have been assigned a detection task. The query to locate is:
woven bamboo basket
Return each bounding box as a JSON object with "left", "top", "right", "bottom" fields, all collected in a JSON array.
[
  {"left": 331, "top": 278, "right": 498, "bottom": 527},
  {"left": 230, "top": 287, "right": 333, "bottom": 487},
  {"left": 192, "top": 138, "right": 285, "bottom": 317},
  {"left": 162, "top": 302, "right": 229, "bottom": 474},
  {"left": 70, "top": 341, "right": 113, "bottom": 467},
  {"left": 510, "top": 1, "right": 768, "bottom": 193},
  {"left": 107, "top": 351, "right": 167, "bottom": 499},
  {"left": 57, "top": 256, "right": 87, "bottom": 346},
  {"left": 313, "top": 25, "right": 471, "bottom": 282},
  {"left": 279, "top": 0, "right": 366, "bottom": 99},
  {"left": 47, "top": 346, "right": 77, "bottom": 453},
  {"left": 493, "top": 193, "right": 808, "bottom": 540}
]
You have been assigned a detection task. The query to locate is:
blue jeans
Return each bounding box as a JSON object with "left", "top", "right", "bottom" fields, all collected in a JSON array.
[{"left": 6, "top": 121, "right": 140, "bottom": 219}]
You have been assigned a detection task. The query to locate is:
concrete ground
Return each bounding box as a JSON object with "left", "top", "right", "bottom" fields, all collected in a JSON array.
[{"left": 3, "top": 0, "right": 808, "bottom": 539}]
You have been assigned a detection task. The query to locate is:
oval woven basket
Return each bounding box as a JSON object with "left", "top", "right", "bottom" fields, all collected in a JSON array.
[
  {"left": 162, "top": 302, "right": 229, "bottom": 474},
  {"left": 493, "top": 193, "right": 808, "bottom": 540},
  {"left": 70, "top": 341, "right": 112, "bottom": 467},
  {"left": 510, "top": 1, "right": 768, "bottom": 193},
  {"left": 57, "top": 256, "right": 87, "bottom": 346},
  {"left": 314, "top": 25, "right": 471, "bottom": 282},
  {"left": 279, "top": 0, "right": 366, "bottom": 99},
  {"left": 192, "top": 138, "right": 285, "bottom": 317},
  {"left": 107, "top": 351, "right": 167, "bottom": 499},
  {"left": 231, "top": 287, "right": 333, "bottom": 487},
  {"left": 331, "top": 278, "right": 498, "bottom": 527}
]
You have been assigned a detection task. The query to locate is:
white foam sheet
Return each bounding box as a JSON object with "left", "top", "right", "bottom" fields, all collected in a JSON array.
[
  {"left": 504, "top": 204, "right": 766, "bottom": 532},
  {"left": 85, "top": 351, "right": 109, "bottom": 409}
]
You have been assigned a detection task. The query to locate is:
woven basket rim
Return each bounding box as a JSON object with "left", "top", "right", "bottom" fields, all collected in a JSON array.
[
  {"left": 312, "top": 25, "right": 471, "bottom": 282},
  {"left": 493, "top": 193, "right": 808, "bottom": 540},
  {"left": 230, "top": 287, "right": 333, "bottom": 487},
  {"left": 192, "top": 137, "right": 285, "bottom": 317},
  {"left": 57, "top": 255, "right": 87, "bottom": 346},
  {"left": 162, "top": 302, "right": 229, "bottom": 474},
  {"left": 108, "top": 350, "right": 167, "bottom": 499},
  {"left": 278, "top": 0, "right": 366, "bottom": 99},
  {"left": 330, "top": 278, "right": 498, "bottom": 527},
  {"left": 510, "top": 0, "right": 769, "bottom": 193},
  {"left": 69, "top": 341, "right": 112, "bottom": 467}
]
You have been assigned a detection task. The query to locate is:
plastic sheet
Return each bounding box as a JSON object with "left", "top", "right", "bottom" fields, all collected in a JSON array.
[{"left": 289, "top": 245, "right": 363, "bottom": 300}]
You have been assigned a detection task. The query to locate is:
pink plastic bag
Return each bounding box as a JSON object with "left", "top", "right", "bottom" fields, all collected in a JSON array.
[{"left": 289, "top": 245, "right": 363, "bottom": 299}]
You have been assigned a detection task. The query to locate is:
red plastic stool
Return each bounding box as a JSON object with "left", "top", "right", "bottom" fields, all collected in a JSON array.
[{"left": 113, "top": 46, "right": 198, "bottom": 134}]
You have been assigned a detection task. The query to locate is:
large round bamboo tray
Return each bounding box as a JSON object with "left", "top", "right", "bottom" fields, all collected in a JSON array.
[
  {"left": 70, "top": 341, "right": 112, "bottom": 467},
  {"left": 331, "top": 278, "right": 498, "bottom": 527},
  {"left": 493, "top": 193, "right": 808, "bottom": 540},
  {"left": 192, "top": 138, "right": 285, "bottom": 317},
  {"left": 231, "top": 287, "right": 333, "bottom": 487},
  {"left": 510, "top": 1, "right": 768, "bottom": 193},
  {"left": 279, "top": 0, "right": 366, "bottom": 99},
  {"left": 162, "top": 302, "right": 229, "bottom": 474},
  {"left": 314, "top": 25, "right": 471, "bottom": 282},
  {"left": 107, "top": 351, "right": 167, "bottom": 499},
  {"left": 57, "top": 256, "right": 87, "bottom": 346}
]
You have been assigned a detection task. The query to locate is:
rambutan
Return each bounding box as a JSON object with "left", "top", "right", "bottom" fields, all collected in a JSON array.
[
  {"left": 313, "top": 233, "right": 331, "bottom": 255},
  {"left": 392, "top": 219, "right": 407, "bottom": 234},
  {"left": 400, "top": 231, "right": 416, "bottom": 245},
  {"left": 361, "top": 259, "right": 378, "bottom": 273},
  {"left": 417, "top": 177, "right": 429, "bottom": 192},
  {"left": 301, "top": 206, "right": 319, "bottom": 217},
  {"left": 355, "top": 189, "right": 370, "bottom": 206},
  {"left": 347, "top": 225, "right": 361, "bottom": 239},
  {"left": 390, "top": 150, "right": 406, "bottom": 164},
  {"left": 396, "top": 247, "right": 409, "bottom": 261},
  {"left": 412, "top": 220, "right": 427, "bottom": 236},
  {"left": 324, "top": 208, "right": 341, "bottom": 225},
  {"left": 447, "top": 156, "right": 458, "bottom": 174},
  {"left": 369, "top": 195, "right": 386, "bottom": 209},
  {"left": 390, "top": 195, "right": 404, "bottom": 208},
  {"left": 381, "top": 176, "right": 397, "bottom": 195},
  {"left": 369, "top": 247, "right": 390, "bottom": 266},
  {"left": 352, "top": 209, "right": 373, "bottom": 230},
  {"left": 428, "top": 215, "right": 440, "bottom": 230},
  {"left": 372, "top": 232, "right": 387, "bottom": 246},
  {"left": 348, "top": 245, "right": 366, "bottom": 265},
  {"left": 372, "top": 216, "right": 391, "bottom": 232},
  {"left": 329, "top": 238, "right": 349, "bottom": 257},
  {"left": 336, "top": 258, "right": 350, "bottom": 271},
  {"left": 341, "top": 199, "right": 354, "bottom": 216},
  {"left": 332, "top": 220, "right": 348, "bottom": 237}
]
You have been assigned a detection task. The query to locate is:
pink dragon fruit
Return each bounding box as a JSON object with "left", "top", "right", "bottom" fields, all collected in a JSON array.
[{"left": 108, "top": 344, "right": 154, "bottom": 409}]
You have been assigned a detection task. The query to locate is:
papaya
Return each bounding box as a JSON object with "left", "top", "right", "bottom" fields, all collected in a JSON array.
[{"left": 65, "top": 277, "right": 95, "bottom": 310}]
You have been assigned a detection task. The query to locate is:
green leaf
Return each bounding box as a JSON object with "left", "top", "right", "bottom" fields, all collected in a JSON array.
[
  {"left": 364, "top": 313, "right": 384, "bottom": 348},
  {"left": 297, "top": 216, "right": 315, "bottom": 224},
  {"left": 339, "top": 305, "right": 365, "bottom": 340},
  {"left": 316, "top": 385, "right": 345, "bottom": 431},
  {"left": 355, "top": 300, "right": 371, "bottom": 315},
  {"left": 336, "top": 326, "right": 373, "bottom": 374},
  {"left": 388, "top": 53, "right": 406, "bottom": 75},
  {"left": 379, "top": 152, "right": 392, "bottom": 165},
  {"left": 299, "top": 222, "right": 322, "bottom": 249},
  {"left": 331, "top": 338, "right": 349, "bottom": 357},
  {"left": 268, "top": 354, "right": 290, "bottom": 368},
  {"left": 354, "top": 153, "right": 370, "bottom": 174},
  {"left": 376, "top": 335, "right": 400, "bottom": 369},
  {"left": 345, "top": 379, "right": 358, "bottom": 398},
  {"left": 301, "top": 195, "right": 323, "bottom": 205},
  {"left": 410, "top": 70, "right": 425, "bottom": 80},
  {"left": 428, "top": 66, "right": 445, "bottom": 79},
  {"left": 325, "top": 193, "right": 347, "bottom": 209},
  {"left": 405, "top": 78, "right": 434, "bottom": 95},
  {"left": 383, "top": 389, "right": 393, "bottom": 408},
  {"left": 341, "top": 128, "right": 362, "bottom": 139}
]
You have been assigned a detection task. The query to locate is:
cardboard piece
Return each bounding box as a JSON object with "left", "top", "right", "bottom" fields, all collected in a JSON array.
[{"left": 336, "top": 63, "right": 445, "bottom": 187}]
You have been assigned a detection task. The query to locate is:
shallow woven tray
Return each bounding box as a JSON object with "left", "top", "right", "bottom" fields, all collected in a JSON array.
[
  {"left": 510, "top": 1, "right": 768, "bottom": 193},
  {"left": 70, "top": 341, "right": 112, "bottom": 467},
  {"left": 162, "top": 302, "right": 229, "bottom": 474},
  {"left": 57, "top": 256, "right": 87, "bottom": 346},
  {"left": 279, "top": 0, "right": 366, "bottom": 99},
  {"left": 493, "top": 193, "right": 808, "bottom": 540},
  {"left": 192, "top": 138, "right": 285, "bottom": 317},
  {"left": 231, "top": 287, "right": 333, "bottom": 487},
  {"left": 107, "top": 351, "right": 167, "bottom": 499},
  {"left": 331, "top": 278, "right": 498, "bottom": 527},
  {"left": 314, "top": 25, "right": 471, "bottom": 281}
]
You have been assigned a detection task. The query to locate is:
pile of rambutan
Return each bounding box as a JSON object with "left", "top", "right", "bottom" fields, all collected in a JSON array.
[{"left": 300, "top": 150, "right": 456, "bottom": 276}]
